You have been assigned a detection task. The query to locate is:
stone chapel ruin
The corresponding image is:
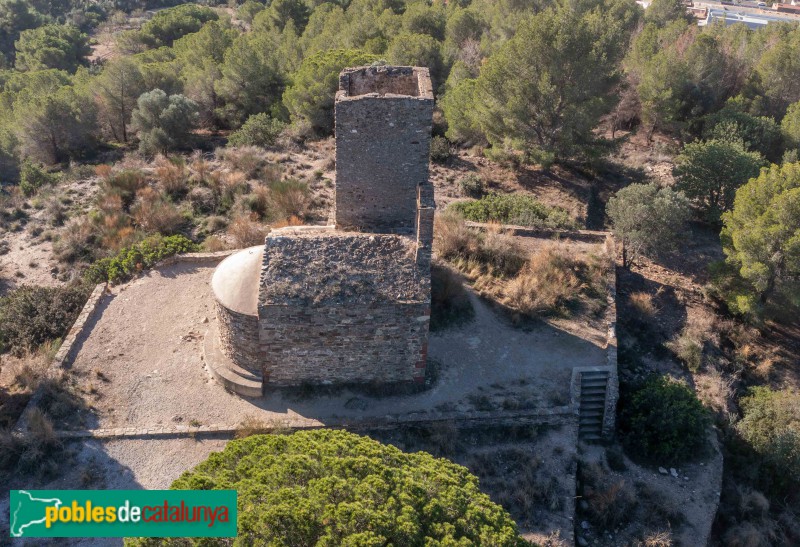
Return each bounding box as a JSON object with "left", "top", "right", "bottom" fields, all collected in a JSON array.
[{"left": 207, "top": 66, "right": 435, "bottom": 396}]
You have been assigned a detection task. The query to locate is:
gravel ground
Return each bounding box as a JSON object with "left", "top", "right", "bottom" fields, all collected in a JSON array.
[{"left": 63, "top": 258, "right": 606, "bottom": 431}]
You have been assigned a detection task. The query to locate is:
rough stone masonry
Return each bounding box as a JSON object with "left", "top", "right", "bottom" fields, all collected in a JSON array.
[{"left": 211, "top": 65, "right": 435, "bottom": 390}]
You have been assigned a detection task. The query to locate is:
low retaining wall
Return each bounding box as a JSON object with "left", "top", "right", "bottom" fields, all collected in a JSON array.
[
  {"left": 50, "top": 404, "right": 578, "bottom": 440},
  {"left": 14, "top": 282, "right": 107, "bottom": 433},
  {"left": 155, "top": 250, "right": 236, "bottom": 266}
]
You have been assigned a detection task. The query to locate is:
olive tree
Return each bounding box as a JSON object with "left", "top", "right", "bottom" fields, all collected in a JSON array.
[
  {"left": 130, "top": 89, "right": 198, "bottom": 156},
  {"left": 607, "top": 182, "right": 691, "bottom": 268}
]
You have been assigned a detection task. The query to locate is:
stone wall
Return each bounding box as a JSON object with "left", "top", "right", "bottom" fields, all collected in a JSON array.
[
  {"left": 215, "top": 301, "right": 261, "bottom": 374},
  {"left": 415, "top": 180, "right": 435, "bottom": 268},
  {"left": 334, "top": 66, "right": 434, "bottom": 233},
  {"left": 258, "top": 302, "right": 430, "bottom": 386}
]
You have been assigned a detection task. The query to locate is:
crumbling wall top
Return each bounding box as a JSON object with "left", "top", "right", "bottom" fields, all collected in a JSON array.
[
  {"left": 337, "top": 66, "right": 433, "bottom": 101},
  {"left": 260, "top": 231, "right": 427, "bottom": 307}
]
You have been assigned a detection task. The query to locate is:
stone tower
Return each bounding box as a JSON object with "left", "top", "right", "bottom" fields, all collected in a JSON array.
[
  {"left": 334, "top": 66, "right": 435, "bottom": 233},
  {"left": 209, "top": 66, "right": 435, "bottom": 395}
]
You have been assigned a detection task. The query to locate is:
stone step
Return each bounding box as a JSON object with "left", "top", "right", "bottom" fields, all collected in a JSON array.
[
  {"left": 580, "top": 433, "right": 602, "bottom": 441},
  {"left": 580, "top": 407, "right": 605, "bottom": 415},
  {"left": 581, "top": 371, "right": 610, "bottom": 379},
  {"left": 581, "top": 379, "right": 609, "bottom": 388},
  {"left": 581, "top": 387, "right": 607, "bottom": 395}
]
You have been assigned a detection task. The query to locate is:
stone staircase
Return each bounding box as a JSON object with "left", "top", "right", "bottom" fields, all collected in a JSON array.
[{"left": 578, "top": 370, "right": 609, "bottom": 441}]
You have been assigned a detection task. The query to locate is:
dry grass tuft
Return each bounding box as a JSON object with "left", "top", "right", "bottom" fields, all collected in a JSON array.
[
  {"left": 271, "top": 216, "right": 304, "bottom": 228},
  {"left": 201, "top": 235, "right": 230, "bottom": 252},
  {"left": 629, "top": 291, "right": 657, "bottom": 318},
  {"left": 695, "top": 365, "right": 736, "bottom": 423},
  {"left": 235, "top": 415, "right": 287, "bottom": 438},
  {"left": 667, "top": 312, "right": 716, "bottom": 372},
  {"left": 267, "top": 179, "right": 310, "bottom": 222},
  {"left": 10, "top": 341, "right": 59, "bottom": 391},
  {"left": 579, "top": 461, "right": 636, "bottom": 529},
  {"left": 638, "top": 530, "right": 672, "bottom": 547},
  {"left": 153, "top": 155, "right": 188, "bottom": 198},
  {"left": 434, "top": 213, "right": 524, "bottom": 277},
  {"left": 220, "top": 146, "right": 265, "bottom": 179},
  {"left": 434, "top": 212, "right": 481, "bottom": 260},
  {"left": 505, "top": 246, "right": 583, "bottom": 317},
  {"left": 131, "top": 187, "right": 184, "bottom": 235},
  {"left": 188, "top": 150, "right": 212, "bottom": 184},
  {"left": 227, "top": 214, "right": 270, "bottom": 248}
]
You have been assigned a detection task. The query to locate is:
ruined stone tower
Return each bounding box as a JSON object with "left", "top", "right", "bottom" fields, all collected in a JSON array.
[
  {"left": 209, "top": 66, "right": 435, "bottom": 395},
  {"left": 334, "top": 66, "right": 435, "bottom": 233}
]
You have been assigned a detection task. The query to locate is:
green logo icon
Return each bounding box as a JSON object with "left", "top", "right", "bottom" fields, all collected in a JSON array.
[{"left": 9, "top": 490, "right": 237, "bottom": 538}]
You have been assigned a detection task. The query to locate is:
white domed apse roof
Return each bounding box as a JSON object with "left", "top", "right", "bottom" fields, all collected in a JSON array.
[{"left": 211, "top": 246, "right": 263, "bottom": 316}]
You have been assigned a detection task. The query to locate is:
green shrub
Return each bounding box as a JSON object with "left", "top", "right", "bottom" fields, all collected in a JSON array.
[
  {"left": 458, "top": 173, "right": 484, "bottom": 198},
  {"left": 0, "top": 283, "right": 90, "bottom": 355},
  {"left": 619, "top": 375, "right": 708, "bottom": 465},
  {"left": 84, "top": 235, "right": 198, "bottom": 284},
  {"left": 19, "top": 160, "right": 58, "bottom": 197},
  {"left": 737, "top": 387, "right": 800, "bottom": 494},
  {"left": 430, "top": 135, "right": 451, "bottom": 163},
  {"left": 227, "top": 113, "right": 284, "bottom": 148},
  {"left": 125, "top": 430, "right": 526, "bottom": 546},
  {"left": 449, "top": 193, "right": 577, "bottom": 230}
]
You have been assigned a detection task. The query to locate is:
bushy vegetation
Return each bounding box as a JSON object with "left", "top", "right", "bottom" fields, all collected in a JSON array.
[
  {"left": 736, "top": 387, "right": 800, "bottom": 495},
  {"left": 126, "top": 430, "right": 526, "bottom": 546},
  {"left": 449, "top": 193, "right": 577, "bottom": 230},
  {"left": 131, "top": 89, "right": 199, "bottom": 155},
  {"left": 607, "top": 182, "right": 691, "bottom": 268},
  {"left": 84, "top": 234, "right": 198, "bottom": 284},
  {"left": 14, "top": 23, "right": 90, "bottom": 72},
  {"left": 430, "top": 135, "right": 451, "bottom": 163},
  {"left": 458, "top": 173, "right": 484, "bottom": 198},
  {"left": 444, "top": 0, "right": 639, "bottom": 165},
  {"left": 227, "top": 113, "right": 284, "bottom": 148},
  {"left": 283, "top": 48, "right": 380, "bottom": 135},
  {"left": 19, "top": 159, "right": 58, "bottom": 196},
  {"left": 0, "top": 282, "right": 90, "bottom": 354},
  {"left": 0, "top": 0, "right": 796, "bottom": 176},
  {"left": 619, "top": 375, "right": 709, "bottom": 465}
]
